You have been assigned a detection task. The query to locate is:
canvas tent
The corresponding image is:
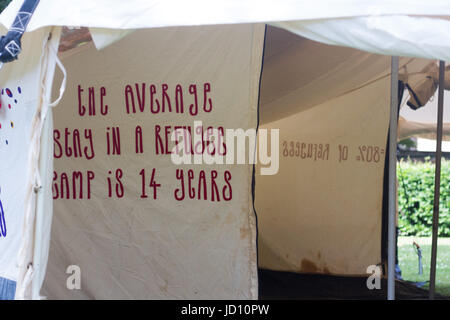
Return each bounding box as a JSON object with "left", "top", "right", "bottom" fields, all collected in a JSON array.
[{"left": 0, "top": 0, "right": 450, "bottom": 300}]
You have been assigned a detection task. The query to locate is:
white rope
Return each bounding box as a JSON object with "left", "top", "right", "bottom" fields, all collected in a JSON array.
[
  {"left": 48, "top": 50, "right": 66, "bottom": 108},
  {"left": 15, "top": 27, "right": 65, "bottom": 300}
]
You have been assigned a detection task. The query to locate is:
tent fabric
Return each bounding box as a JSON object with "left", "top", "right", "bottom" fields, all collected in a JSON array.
[
  {"left": 89, "top": 28, "right": 134, "bottom": 51},
  {"left": 0, "top": 27, "right": 52, "bottom": 285},
  {"left": 273, "top": 15, "right": 450, "bottom": 62},
  {"left": 14, "top": 27, "right": 61, "bottom": 300},
  {"left": 404, "top": 62, "right": 439, "bottom": 110},
  {"left": 260, "top": 27, "right": 435, "bottom": 125},
  {"left": 260, "top": 26, "right": 392, "bottom": 124},
  {"left": 3, "top": 0, "right": 450, "bottom": 31},
  {"left": 27, "top": 28, "right": 62, "bottom": 300},
  {"left": 41, "top": 24, "right": 264, "bottom": 299},
  {"left": 256, "top": 76, "right": 391, "bottom": 276},
  {"left": 2, "top": 1, "right": 450, "bottom": 61}
]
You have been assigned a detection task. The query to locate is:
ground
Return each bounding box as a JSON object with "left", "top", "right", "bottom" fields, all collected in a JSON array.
[{"left": 398, "top": 236, "right": 450, "bottom": 297}]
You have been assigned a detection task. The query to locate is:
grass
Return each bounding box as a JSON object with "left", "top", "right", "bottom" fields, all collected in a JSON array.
[{"left": 398, "top": 236, "right": 450, "bottom": 297}]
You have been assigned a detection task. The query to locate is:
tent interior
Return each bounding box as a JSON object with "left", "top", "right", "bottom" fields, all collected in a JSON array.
[
  {"left": 31, "top": 25, "right": 445, "bottom": 299},
  {"left": 257, "top": 26, "right": 447, "bottom": 299}
]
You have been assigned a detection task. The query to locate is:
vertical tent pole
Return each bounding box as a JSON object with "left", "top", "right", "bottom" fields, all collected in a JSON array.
[
  {"left": 387, "top": 56, "right": 399, "bottom": 300},
  {"left": 429, "top": 60, "right": 445, "bottom": 300}
]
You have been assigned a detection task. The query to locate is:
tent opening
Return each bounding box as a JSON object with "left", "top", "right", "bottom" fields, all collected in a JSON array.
[{"left": 255, "top": 26, "right": 449, "bottom": 300}]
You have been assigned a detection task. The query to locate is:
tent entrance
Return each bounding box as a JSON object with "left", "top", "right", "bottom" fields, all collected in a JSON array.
[{"left": 255, "top": 26, "right": 449, "bottom": 299}]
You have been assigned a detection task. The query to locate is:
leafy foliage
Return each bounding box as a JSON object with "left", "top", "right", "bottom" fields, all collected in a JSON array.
[
  {"left": 398, "top": 138, "right": 417, "bottom": 151},
  {"left": 0, "top": 0, "right": 11, "bottom": 13},
  {"left": 398, "top": 159, "right": 450, "bottom": 237}
]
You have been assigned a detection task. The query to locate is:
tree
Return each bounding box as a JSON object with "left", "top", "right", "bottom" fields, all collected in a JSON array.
[
  {"left": 0, "top": 0, "right": 11, "bottom": 13},
  {"left": 398, "top": 137, "right": 417, "bottom": 151}
]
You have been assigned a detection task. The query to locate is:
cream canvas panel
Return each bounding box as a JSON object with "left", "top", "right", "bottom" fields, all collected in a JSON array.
[
  {"left": 0, "top": 28, "right": 49, "bottom": 282},
  {"left": 256, "top": 78, "right": 390, "bottom": 276},
  {"left": 42, "top": 24, "right": 264, "bottom": 299},
  {"left": 260, "top": 27, "right": 391, "bottom": 124},
  {"left": 260, "top": 27, "right": 435, "bottom": 126}
]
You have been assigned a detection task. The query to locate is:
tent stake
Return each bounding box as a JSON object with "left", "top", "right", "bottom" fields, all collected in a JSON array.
[
  {"left": 387, "top": 56, "right": 399, "bottom": 300},
  {"left": 429, "top": 60, "right": 445, "bottom": 300}
]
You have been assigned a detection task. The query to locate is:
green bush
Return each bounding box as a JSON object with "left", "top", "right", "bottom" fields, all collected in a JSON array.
[{"left": 398, "top": 159, "right": 450, "bottom": 237}]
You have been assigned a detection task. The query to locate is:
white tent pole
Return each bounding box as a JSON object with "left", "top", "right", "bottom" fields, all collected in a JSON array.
[
  {"left": 31, "top": 110, "right": 52, "bottom": 300},
  {"left": 429, "top": 60, "right": 445, "bottom": 300},
  {"left": 387, "top": 56, "right": 399, "bottom": 300}
]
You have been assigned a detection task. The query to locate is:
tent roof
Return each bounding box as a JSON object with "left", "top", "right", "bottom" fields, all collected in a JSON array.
[
  {"left": 261, "top": 26, "right": 436, "bottom": 124},
  {"left": 2, "top": 0, "right": 450, "bottom": 32},
  {"left": 3, "top": 1, "right": 450, "bottom": 61}
]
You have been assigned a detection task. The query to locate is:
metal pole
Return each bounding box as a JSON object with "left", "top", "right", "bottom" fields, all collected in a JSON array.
[
  {"left": 387, "top": 56, "right": 399, "bottom": 300},
  {"left": 429, "top": 60, "right": 445, "bottom": 300}
]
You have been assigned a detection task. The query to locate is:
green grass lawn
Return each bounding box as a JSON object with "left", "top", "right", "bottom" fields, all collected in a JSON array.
[{"left": 398, "top": 236, "right": 450, "bottom": 297}]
